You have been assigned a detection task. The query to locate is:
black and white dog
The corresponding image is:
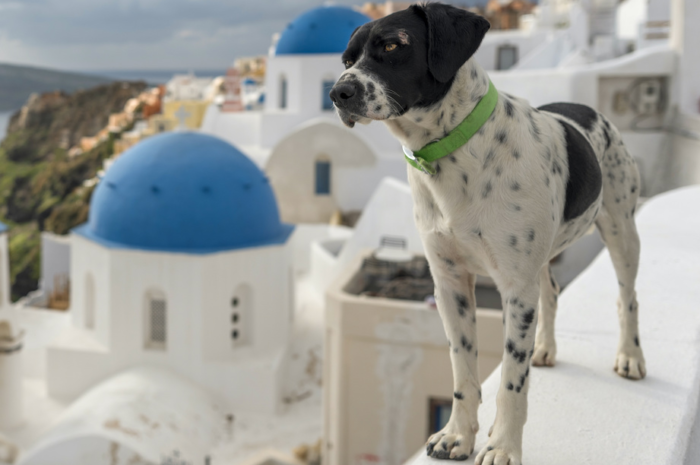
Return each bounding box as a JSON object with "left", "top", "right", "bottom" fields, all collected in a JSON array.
[{"left": 330, "top": 3, "right": 646, "bottom": 464}]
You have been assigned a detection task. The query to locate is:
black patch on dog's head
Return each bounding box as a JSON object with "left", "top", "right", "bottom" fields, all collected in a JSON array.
[{"left": 333, "top": 3, "right": 490, "bottom": 118}]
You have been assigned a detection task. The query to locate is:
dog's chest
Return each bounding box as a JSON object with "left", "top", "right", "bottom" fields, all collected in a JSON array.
[{"left": 407, "top": 156, "right": 506, "bottom": 276}]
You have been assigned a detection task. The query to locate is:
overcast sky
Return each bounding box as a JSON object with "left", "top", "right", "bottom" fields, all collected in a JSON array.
[{"left": 0, "top": 0, "right": 375, "bottom": 72}]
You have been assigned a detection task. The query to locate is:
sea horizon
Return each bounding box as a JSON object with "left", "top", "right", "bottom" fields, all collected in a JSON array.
[{"left": 79, "top": 68, "right": 226, "bottom": 85}]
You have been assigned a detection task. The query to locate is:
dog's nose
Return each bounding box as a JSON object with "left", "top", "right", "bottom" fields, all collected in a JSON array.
[{"left": 330, "top": 82, "right": 357, "bottom": 106}]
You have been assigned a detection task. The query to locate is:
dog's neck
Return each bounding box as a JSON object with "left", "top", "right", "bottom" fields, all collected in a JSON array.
[{"left": 384, "top": 59, "right": 491, "bottom": 152}]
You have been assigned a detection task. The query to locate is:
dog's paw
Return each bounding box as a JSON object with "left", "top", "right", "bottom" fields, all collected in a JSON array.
[
  {"left": 426, "top": 429, "right": 476, "bottom": 461},
  {"left": 531, "top": 340, "right": 556, "bottom": 367},
  {"left": 474, "top": 444, "right": 521, "bottom": 465},
  {"left": 614, "top": 349, "right": 646, "bottom": 380}
]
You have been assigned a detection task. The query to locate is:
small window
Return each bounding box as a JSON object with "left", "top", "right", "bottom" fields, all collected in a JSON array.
[
  {"left": 315, "top": 159, "right": 331, "bottom": 195},
  {"left": 428, "top": 397, "right": 452, "bottom": 435},
  {"left": 279, "top": 75, "right": 288, "bottom": 109},
  {"left": 145, "top": 291, "right": 167, "bottom": 350},
  {"left": 322, "top": 80, "right": 335, "bottom": 110},
  {"left": 231, "top": 284, "right": 253, "bottom": 348},
  {"left": 497, "top": 45, "right": 518, "bottom": 70}
]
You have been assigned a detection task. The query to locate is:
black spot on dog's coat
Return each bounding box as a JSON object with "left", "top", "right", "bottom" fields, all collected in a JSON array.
[
  {"left": 506, "top": 339, "right": 528, "bottom": 363},
  {"left": 538, "top": 102, "right": 599, "bottom": 131},
  {"left": 455, "top": 293, "right": 469, "bottom": 316},
  {"left": 554, "top": 120, "right": 603, "bottom": 221},
  {"left": 461, "top": 334, "right": 473, "bottom": 352},
  {"left": 504, "top": 99, "right": 515, "bottom": 118},
  {"left": 482, "top": 181, "right": 492, "bottom": 198}
]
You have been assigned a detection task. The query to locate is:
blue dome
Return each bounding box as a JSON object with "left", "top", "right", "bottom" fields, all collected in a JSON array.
[
  {"left": 275, "top": 6, "right": 371, "bottom": 55},
  {"left": 74, "top": 132, "right": 293, "bottom": 254}
]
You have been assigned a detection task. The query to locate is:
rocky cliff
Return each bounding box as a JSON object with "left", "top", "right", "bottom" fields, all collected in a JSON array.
[{"left": 0, "top": 81, "right": 147, "bottom": 300}]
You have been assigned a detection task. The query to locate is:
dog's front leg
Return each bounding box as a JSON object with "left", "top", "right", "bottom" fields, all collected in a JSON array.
[
  {"left": 426, "top": 269, "right": 480, "bottom": 461},
  {"left": 475, "top": 280, "right": 540, "bottom": 465}
]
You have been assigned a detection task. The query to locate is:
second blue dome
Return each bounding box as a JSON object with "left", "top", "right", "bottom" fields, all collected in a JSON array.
[{"left": 275, "top": 6, "right": 371, "bottom": 55}]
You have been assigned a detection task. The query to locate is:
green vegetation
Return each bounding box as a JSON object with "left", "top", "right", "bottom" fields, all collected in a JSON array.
[
  {"left": 0, "top": 63, "right": 114, "bottom": 112},
  {"left": 0, "top": 81, "right": 146, "bottom": 300}
]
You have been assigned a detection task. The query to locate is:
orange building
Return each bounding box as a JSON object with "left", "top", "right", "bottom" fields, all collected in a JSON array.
[{"left": 485, "top": 0, "right": 536, "bottom": 30}]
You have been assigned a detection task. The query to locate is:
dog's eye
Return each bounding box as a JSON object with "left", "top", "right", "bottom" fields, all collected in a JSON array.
[
  {"left": 344, "top": 60, "right": 354, "bottom": 69},
  {"left": 384, "top": 43, "right": 397, "bottom": 52}
]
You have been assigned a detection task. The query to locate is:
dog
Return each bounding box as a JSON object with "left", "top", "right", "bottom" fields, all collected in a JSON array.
[{"left": 330, "top": 3, "right": 646, "bottom": 464}]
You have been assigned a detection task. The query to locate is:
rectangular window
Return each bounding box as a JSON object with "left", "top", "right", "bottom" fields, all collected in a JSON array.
[
  {"left": 280, "top": 78, "right": 288, "bottom": 109},
  {"left": 428, "top": 398, "right": 452, "bottom": 435},
  {"left": 315, "top": 160, "right": 331, "bottom": 195},
  {"left": 322, "top": 80, "right": 335, "bottom": 110},
  {"left": 497, "top": 45, "right": 518, "bottom": 71},
  {"left": 149, "top": 299, "right": 167, "bottom": 348}
]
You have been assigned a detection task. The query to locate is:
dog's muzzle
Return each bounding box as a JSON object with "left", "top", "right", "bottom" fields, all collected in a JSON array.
[{"left": 330, "top": 79, "right": 368, "bottom": 128}]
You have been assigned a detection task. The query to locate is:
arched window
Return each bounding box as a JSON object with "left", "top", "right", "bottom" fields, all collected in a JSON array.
[
  {"left": 279, "top": 75, "right": 288, "bottom": 109},
  {"left": 85, "top": 274, "right": 95, "bottom": 330},
  {"left": 144, "top": 289, "right": 167, "bottom": 350},
  {"left": 315, "top": 155, "right": 331, "bottom": 195},
  {"left": 322, "top": 78, "right": 335, "bottom": 111},
  {"left": 231, "top": 284, "right": 253, "bottom": 348}
]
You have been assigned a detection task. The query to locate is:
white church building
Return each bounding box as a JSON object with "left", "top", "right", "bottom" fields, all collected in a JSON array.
[
  {"left": 44, "top": 132, "right": 295, "bottom": 416},
  {"left": 201, "top": 5, "right": 408, "bottom": 224}
]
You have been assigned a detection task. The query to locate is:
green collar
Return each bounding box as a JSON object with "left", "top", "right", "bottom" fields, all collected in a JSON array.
[{"left": 404, "top": 80, "right": 498, "bottom": 175}]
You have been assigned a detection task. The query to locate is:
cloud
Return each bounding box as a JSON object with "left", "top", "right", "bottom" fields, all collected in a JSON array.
[{"left": 0, "top": 0, "right": 369, "bottom": 70}]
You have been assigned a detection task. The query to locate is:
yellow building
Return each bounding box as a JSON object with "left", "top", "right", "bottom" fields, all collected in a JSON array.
[{"left": 162, "top": 100, "right": 210, "bottom": 130}]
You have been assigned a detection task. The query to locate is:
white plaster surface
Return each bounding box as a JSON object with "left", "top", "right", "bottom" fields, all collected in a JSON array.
[
  {"left": 17, "top": 366, "right": 226, "bottom": 465},
  {"left": 47, "top": 235, "right": 293, "bottom": 414},
  {"left": 3, "top": 273, "right": 327, "bottom": 465},
  {"left": 408, "top": 185, "right": 700, "bottom": 464},
  {"left": 39, "top": 233, "right": 70, "bottom": 295}
]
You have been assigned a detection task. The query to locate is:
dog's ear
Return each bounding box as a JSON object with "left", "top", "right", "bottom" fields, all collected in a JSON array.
[{"left": 415, "top": 3, "right": 490, "bottom": 83}]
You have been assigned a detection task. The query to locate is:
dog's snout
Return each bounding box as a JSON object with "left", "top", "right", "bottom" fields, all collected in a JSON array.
[{"left": 330, "top": 82, "right": 357, "bottom": 106}]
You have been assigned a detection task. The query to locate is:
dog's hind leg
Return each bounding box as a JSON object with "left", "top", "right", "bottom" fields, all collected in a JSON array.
[
  {"left": 595, "top": 206, "right": 646, "bottom": 379},
  {"left": 532, "top": 265, "right": 560, "bottom": 367},
  {"left": 595, "top": 139, "right": 646, "bottom": 379},
  {"left": 425, "top": 270, "right": 480, "bottom": 461}
]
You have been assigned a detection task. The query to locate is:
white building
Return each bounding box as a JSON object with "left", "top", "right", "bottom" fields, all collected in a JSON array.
[
  {"left": 201, "top": 5, "right": 407, "bottom": 224},
  {"left": 164, "top": 73, "right": 217, "bottom": 102},
  {"left": 44, "top": 132, "right": 296, "bottom": 418}
]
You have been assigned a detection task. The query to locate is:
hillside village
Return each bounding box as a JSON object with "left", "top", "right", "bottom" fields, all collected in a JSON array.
[{"left": 0, "top": 0, "right": 699, "bottom": 464}]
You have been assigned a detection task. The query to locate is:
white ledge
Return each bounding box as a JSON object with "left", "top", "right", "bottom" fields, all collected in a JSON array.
[{"left": 408, "top": 186, "right": 700, "bottom": 465}]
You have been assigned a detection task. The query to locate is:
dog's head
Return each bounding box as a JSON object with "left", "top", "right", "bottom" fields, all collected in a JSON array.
[{"left": 330, "top": 3, "right": 490, "bottom": 128}]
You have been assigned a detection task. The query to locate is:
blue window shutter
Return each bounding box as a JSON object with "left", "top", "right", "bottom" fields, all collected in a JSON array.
[{"left": 315, "top": 161, "right": 331, "bottom": 195}]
